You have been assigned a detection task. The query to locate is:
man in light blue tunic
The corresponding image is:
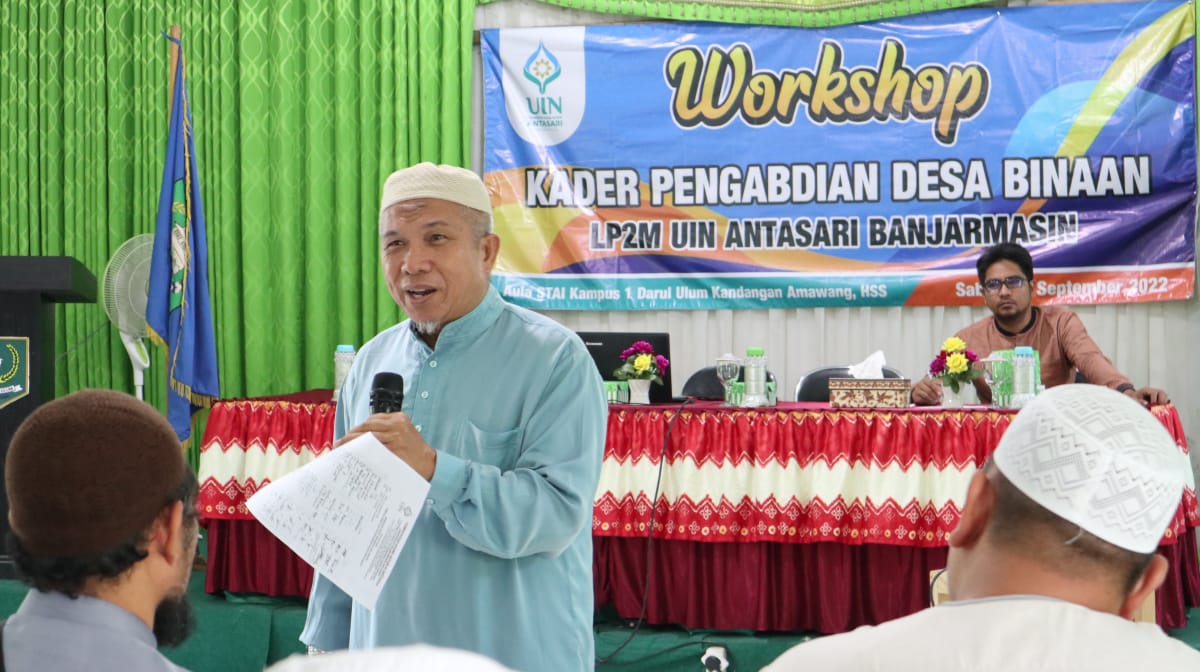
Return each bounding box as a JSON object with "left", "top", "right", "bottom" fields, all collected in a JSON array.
[{"left": 301, "top": 163, "right": 607, "bottom": 672}]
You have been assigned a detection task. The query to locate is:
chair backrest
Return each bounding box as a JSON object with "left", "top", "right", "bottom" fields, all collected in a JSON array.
[
  {"left": 681, "top": 366, "right": 777, "bottom": 400},
  {"left": 681, "top": 366, "right": 725, "bottom": 400},
  {"left": 794, "top": 365, "right": 904, "bottom": 402}
]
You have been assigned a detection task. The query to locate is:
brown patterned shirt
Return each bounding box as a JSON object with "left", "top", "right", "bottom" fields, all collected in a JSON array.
[{"left": 956, "top": 305, "right": 1132, "bottom": 390}]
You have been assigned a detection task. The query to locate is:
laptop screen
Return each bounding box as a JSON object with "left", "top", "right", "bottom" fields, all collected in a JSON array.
[{"left": 576, "top": 331, "right": 674, "bottom": 403}]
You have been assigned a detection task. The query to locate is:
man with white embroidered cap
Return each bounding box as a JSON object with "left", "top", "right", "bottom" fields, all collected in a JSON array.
[
  {"left": 300, "top": 163, "right": 607, "bottom": 672},
  {"left": 764, "top": 384, "right": 1200, "bottom": 671}
]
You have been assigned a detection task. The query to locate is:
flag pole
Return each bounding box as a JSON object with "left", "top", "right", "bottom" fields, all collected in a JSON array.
[{"left": 167, "top": 25, "right": 181, "bottom": 118}]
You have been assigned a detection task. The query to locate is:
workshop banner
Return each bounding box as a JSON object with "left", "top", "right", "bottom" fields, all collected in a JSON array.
[{"left": 481, "top": 2, "right": 1196, "bottom": 310}]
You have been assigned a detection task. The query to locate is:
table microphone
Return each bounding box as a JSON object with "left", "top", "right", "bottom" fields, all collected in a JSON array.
[{"left": 370, "top": 372, "right": 405, "bottom": 414}]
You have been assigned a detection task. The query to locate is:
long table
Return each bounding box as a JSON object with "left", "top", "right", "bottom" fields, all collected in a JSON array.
[
  {"left": 198, "top": 395, "right": 1200, "bottom": 633},
  {"left": 592, "top": 400, "right": 1199, "bottom": 632}
]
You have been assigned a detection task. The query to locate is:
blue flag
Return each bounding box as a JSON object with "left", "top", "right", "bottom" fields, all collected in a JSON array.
[{"left": 147, "top": 34, "right": 219, "bottom": 441}]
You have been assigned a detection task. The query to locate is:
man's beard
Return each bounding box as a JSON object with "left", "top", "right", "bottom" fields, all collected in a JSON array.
[
  {"left": 412, "top": 320, "right": 442, "bottom": 335},
  {"left": 153, "top": 592, "right": 196, "bottom": 648}
]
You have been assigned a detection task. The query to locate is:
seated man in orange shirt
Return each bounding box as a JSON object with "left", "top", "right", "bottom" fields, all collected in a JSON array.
[{"left": 911, "top": 242, "right": 1168, "bottom": 406}]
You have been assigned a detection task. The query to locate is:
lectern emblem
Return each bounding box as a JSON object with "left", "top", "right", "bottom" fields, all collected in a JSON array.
[{"left": 0, "top": 337, "right": 30, "bottom": 410}]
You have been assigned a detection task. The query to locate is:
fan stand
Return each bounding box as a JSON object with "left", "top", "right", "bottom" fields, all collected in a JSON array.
[
  {"left": 101, "top": 233, "right": 154, "bottom": 400},
  {"left": 120, "top": 332, "right": 151, "bottom": 400}
]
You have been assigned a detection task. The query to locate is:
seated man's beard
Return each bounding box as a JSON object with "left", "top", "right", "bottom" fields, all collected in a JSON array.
[{"left": 153, "top": 592, "right": 196, "bottom": 648}]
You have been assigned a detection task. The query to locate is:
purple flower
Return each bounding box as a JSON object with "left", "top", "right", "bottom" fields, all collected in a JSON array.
[
  {"left": 622, "top": 341, "right": 657, "bottom": 363},
  {"left": 655, "top": 355, "right": 669, "bottom": 373},
  {"left": 929, "top": 351, "right": 947, "bottom": 376},
  {"left": 631, "top": 340, "right": 654, "bottom": 354}
]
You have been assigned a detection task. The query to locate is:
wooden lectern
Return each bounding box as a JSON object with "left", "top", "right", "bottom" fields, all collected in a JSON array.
[{"left": 0, "top": 256, "right": 97, "bottom": 578}]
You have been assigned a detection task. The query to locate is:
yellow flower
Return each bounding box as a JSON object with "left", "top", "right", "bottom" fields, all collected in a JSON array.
[
  {"left": 633, "top": 353, "right": 653, "bottom": 374},
  {"left": 942, "top": 336, "right": 967, "bottom": 353},
  {"left": 946, "top": 352, "right": 969, "bottom": 374}
]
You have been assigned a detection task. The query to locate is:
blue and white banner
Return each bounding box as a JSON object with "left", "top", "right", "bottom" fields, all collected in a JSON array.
[{"left": 481, "top": 2, "right": 1196, "bottom": 310}]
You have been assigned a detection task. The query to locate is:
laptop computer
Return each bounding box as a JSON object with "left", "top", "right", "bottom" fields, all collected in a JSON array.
[{"left": 576, "top": 331, "right": 674, "bottom": 404}]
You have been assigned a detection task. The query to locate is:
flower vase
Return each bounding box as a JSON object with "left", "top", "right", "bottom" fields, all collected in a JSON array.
[
  {"left": 941, "top": 383, "right": 968, "bottom": 408},
  {"left": 627, "top": 378, "right": 652, "bottom": 405}
]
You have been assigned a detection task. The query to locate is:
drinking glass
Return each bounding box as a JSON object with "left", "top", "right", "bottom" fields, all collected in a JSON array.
[
  {"left": 715, "top": 355, "right": 741, "bottom": 406},
  {"left": 980, "top": 356, "right": 1002, "bottom": 408}
]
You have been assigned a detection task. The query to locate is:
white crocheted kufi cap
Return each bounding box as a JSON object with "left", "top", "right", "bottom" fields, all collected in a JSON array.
[
  {"left": 379, "top": 162, "right": 491, "bottom": 215},
  {"left": 992, "top": 384, "right": 1186, "bottom": 553}
]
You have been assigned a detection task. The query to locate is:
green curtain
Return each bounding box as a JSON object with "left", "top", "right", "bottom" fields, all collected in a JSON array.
[
  {"left": 500, "top": 0, "right": 994, "bottom": 27},
  {"left": 1, "top": 0, "right": 476, "bottom": 462}
]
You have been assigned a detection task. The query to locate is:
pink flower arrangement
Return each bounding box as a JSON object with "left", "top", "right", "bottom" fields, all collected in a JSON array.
[{"left": 613, "top": 340, "right": 669, "bottom": 385}]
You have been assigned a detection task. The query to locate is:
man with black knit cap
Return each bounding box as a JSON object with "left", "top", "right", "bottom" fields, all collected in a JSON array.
[{"left": 2, "top": 389, "right": 199, "bottom": 671}]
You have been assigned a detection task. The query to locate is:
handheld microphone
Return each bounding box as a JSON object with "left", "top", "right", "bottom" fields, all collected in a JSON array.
[{"left": 370, "top": 372, "right": 405, "bottom": 414}]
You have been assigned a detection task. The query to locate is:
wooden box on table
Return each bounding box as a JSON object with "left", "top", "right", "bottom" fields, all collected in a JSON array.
[{"left": 828, "top": 378, "right": 911, "bottom": 408}]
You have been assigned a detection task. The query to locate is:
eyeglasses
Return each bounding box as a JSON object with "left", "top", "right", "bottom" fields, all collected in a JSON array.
[{"left": 982, "top": 276, "right": 1027, "bottom": 293}]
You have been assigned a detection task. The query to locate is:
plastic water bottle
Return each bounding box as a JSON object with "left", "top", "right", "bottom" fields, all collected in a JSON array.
[
  {"left": 743, "top": 346, "right": 768, "bottom": 407},
  {"left": 333, "top": 344, "right": 356, "bottom": 402},
  {"left": 1011, "top": 345, "right": 1036, "bottom": 409}
]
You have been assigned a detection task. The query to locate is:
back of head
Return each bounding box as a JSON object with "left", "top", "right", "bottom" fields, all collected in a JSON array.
[
  {"left": 988, "top": 384, "right": 1185, "bottom": 584},
  {"left": 976, "top": 242, "right": 1034, "bottom": 284},
  {"left": 6, "top": 389, "right": 189, "bottom": 591}
]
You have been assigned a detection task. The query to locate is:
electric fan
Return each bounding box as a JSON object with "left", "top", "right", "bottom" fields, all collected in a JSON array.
[{"left": 100, "top": 234, "right": 154, "bottom": 400}]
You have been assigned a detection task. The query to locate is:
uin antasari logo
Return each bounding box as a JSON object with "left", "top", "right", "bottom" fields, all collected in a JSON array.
[{"left": 522, "top": 41, "right": 564, "bottom": 127}]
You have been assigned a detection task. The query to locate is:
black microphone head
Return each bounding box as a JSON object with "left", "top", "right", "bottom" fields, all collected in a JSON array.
[{"left": 370, "top": 372, "right": 405, "bottom": 414}]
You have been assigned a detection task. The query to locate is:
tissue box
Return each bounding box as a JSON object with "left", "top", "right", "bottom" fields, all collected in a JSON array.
[{"left": 828, "top": 378, "right": 911, "bottom": 408}]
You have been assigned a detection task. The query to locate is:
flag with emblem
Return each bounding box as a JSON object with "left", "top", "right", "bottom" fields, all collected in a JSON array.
[{"left": 147, "top": 33, "right": 219, "bottom": 441}]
